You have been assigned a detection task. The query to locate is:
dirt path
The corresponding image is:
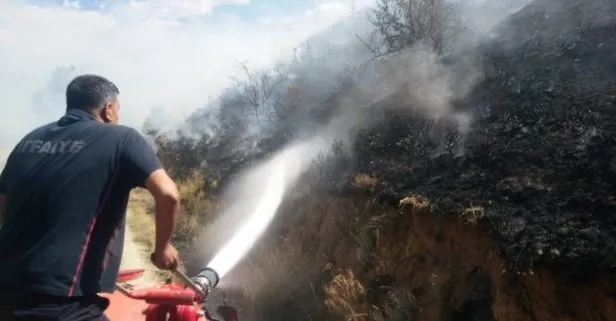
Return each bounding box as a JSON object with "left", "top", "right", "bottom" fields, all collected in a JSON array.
[{"left": 120, "top": 218, "right": 159, "bottom": 285}]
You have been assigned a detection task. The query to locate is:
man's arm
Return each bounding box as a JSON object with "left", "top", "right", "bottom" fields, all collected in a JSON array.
[
  {"left": 145, "top": 169, "right": 180, "bottom": 254},
  {"left": 120, "top": 129, "right": 180, "bottom": 261}
]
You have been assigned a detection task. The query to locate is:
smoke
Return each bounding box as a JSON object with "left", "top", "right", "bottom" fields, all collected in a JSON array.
[
  {"left": 173, "top": 0, "right": 532, "bottom": 158},
  {"left": 197, "top": 39, "right": 482, "bottom": 282},
  {"left": 0, "top": 0, "right": 370, "bottom": 149},
  {"left": 2, "top": 0, "right": 536, "bottom": 291},
  {"left": 196, "top": 13, "right": 517, "bottom": 286},
  {"left": 175, "top": 0, "right": 536, "bottom": 293},
  {"left": 0, "top": 0, "right": 529, "bottom": 151}
]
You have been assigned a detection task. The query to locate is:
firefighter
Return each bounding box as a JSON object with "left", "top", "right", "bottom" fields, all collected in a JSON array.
[{"left": 0, "top": 74, "right": 181, "bottom": 320}]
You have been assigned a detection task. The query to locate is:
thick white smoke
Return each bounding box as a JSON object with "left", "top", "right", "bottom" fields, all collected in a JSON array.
[
  {"left": 0, "top": 0, "right": 369, "bottom": 149},
  {"left": 0, "top": 0, "right": 530, "bottom": 150}
]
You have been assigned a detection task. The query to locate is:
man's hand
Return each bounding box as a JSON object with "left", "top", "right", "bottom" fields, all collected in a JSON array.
[{"left": 151, "top": 243, "right": 179, "bottom": 271}]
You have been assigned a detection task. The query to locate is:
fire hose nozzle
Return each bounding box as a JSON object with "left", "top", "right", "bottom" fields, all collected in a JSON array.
[
  {"left": 171, "top": 267, "right": 218, "bottom": 301},
  {"left": 190, "top": 267, "right": 220, "bottom": 297}
]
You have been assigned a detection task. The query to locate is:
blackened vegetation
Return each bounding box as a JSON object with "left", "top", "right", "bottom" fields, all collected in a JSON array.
[
  {"left": 356, "top": 0, "right": 616, "bottom": 275},
  {"left": 151, "top": 0, "right": 616, "bottom": 287}
]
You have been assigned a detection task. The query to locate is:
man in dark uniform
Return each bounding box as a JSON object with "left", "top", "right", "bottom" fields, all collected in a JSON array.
[{"left": 0, "top": 74, "right": 181, "bottom": 320}]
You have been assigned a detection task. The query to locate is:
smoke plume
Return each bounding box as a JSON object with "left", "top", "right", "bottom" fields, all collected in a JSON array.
[
  {"left": 0, "top": 0, "right": 366, "bottom": 148},
  {"left": 191, "top": 0, "right": 533, "bottom": 287}
]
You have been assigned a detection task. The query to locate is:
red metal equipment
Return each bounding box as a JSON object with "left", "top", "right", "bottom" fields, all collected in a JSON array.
[{"left": 102, "top": 268, "right": 237, "bottom": 321}]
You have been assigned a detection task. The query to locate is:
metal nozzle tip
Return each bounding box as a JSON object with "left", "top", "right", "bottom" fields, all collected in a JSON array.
[{"left": 191, "top": 266, "right": 220, "bottom": 296}]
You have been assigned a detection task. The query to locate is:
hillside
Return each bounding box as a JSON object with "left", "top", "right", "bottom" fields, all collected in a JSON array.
[
  {"left": 143, "top": 0, "right": 616, "bottom": 320},
  {"left": 357, "top": 0, "right": 616, "bottom": 275}
]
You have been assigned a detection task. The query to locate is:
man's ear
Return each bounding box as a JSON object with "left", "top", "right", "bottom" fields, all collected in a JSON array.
[{"left": 100, "top": 103, "right": 113, "bottom": 123}]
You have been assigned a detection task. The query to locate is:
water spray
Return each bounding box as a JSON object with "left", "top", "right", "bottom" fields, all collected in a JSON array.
[
  {"left": 194, "top": 136, "right": 330, "bottom": 288},
  {"left": 204, "top": 156, "right": 287, "bottom": 279}
]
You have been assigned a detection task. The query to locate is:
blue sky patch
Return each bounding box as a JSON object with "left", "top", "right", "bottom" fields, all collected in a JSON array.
[{"left": 25, "top": 0, "right": 322, "bottom": 21}]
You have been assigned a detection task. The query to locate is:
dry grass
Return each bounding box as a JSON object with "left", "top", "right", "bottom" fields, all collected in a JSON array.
[
  {"left": 228, "top": 243, "right": 315, "bottom": 305},
  {"left": 125, "top": 171, "right": 214, "bottom": 279},
  {"left": 459, "top": 205, "right": 486, "bottom": 225},
  {"left": 175, "top": 171, "right": 215, "bottom": 240},
  {"left": 398, "top": 194, "right": 430, "bottom": 210},
  {"left": 127, "top": 188, "right": 156, "bottom": 251},
  {"left": 352, "top": 173, "right": 379, "bottom": 191},
  {"left": 324, "top": 269, "right": 370, "bottom": 321},
  {"left": 219, "top": 194, "right": 376, "bottom": 320},
  {"left": 225, "top": 193, "right": 503, "bottom": 321},
  {"left": 127, "top": 171, "right": 213, "bottom": 240}
]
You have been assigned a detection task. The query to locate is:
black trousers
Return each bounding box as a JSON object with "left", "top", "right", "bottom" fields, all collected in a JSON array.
[{"left": 0, "top": 292, "right": 110, "bottom": 321}]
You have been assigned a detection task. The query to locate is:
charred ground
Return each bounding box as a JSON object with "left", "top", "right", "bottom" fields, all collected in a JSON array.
[
  {"left": 360, "top": 0, "right": 616, "bottom": 276},
  {"left": 143, "top": 0, "right": 616, "bottom": 320}
]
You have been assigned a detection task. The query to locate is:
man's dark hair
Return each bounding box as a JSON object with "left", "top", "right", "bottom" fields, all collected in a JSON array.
[{"left": 66, "top": 74, "right": 119, "bottom": 111}]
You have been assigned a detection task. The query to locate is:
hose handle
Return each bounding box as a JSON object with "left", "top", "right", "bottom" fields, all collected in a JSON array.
[
  {"left": 148, "top": 252, "right": 207, "bottom": 299},
  {"left": 174, "top": 269, "right": 207, "bottom": 299}
]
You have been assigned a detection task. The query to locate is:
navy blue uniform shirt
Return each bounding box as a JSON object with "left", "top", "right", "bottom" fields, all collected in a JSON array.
[{"left": 0, "top": 109, "right": 162, "bottom": 297}]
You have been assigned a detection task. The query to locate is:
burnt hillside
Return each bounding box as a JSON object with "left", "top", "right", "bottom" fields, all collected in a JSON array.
[
  {"left": 151, "top": 0, "right": 616, "bottom": 320},
  {"left": 352, "top": 0, "right": 616, "bottom": 275}
]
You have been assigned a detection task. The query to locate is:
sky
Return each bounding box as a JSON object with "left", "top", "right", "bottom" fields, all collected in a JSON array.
[
  {"left": 0, "top": 0, "right": 531, "bottom": 149},
  {"left": 0, "top": 0, "right": 376, "bottom": 148}
]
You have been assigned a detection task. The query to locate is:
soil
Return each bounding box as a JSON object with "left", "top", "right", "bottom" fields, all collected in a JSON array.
[{"left": 120, "top": 214, "right": 159, "bottom": 286}]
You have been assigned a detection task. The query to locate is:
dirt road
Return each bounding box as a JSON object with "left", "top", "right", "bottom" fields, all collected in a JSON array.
[{"left": 120, "top": 218, "right": 158, "bottom": 285}]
